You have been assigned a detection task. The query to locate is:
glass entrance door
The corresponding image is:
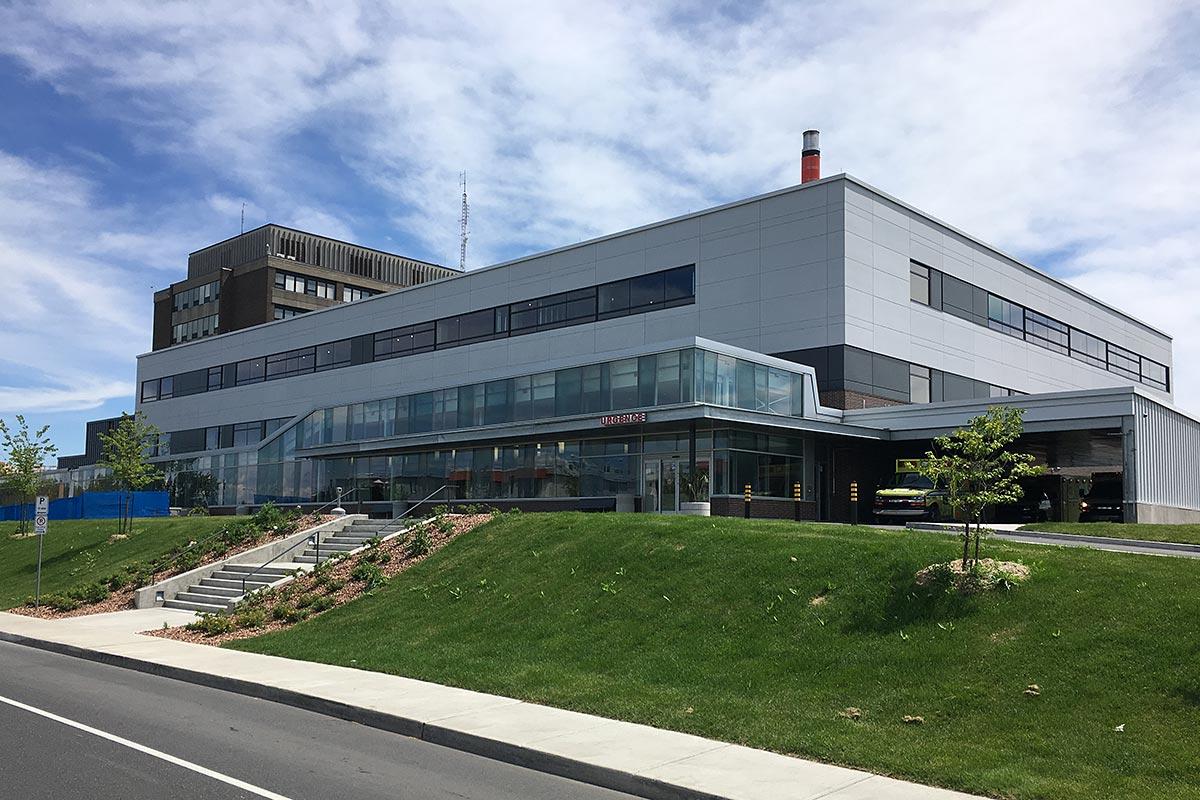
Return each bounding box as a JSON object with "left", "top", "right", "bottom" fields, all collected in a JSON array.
[
  {"left": 644, "top": 459, "right": 681, "bottom": 513},
  {"left": 644, "top": 461, "right": 661, "bottom": 513},
  {"left": 662, "top": 459, "right": 680, "bottom": 513}
]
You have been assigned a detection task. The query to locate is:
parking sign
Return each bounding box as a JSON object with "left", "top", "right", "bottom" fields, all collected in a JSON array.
[{"left": 34, "top": 496, "right": 48, "bottom": 536}]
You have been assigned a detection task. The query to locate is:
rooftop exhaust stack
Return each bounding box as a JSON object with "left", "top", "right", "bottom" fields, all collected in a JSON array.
[{"left": 801, "top": 129, "right": 820, "bottom": 183}]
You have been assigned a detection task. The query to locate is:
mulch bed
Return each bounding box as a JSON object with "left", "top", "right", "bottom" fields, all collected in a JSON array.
[
  {"left": 149, "top": 513, "right": 492, "bottom": 645},
  {"left": 9, "top": 514, "right": 333, "bottom": 620},
  {"left": 914, "top": 558, "right": 1031, "bottom": 594}
]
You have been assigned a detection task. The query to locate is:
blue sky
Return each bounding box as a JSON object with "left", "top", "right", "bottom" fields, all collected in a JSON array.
[{"left": 1, "top": 0, "right": 1198, "bottom": 457}]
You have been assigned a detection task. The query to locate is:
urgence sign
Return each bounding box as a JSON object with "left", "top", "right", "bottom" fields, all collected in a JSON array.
[{"left": 599, "top": 412, "right": 647, "bottom": 426}]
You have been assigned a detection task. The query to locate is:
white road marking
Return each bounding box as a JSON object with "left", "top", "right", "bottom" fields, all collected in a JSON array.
[{"left": 0, "top": 692, "right": 295, "bottom": 800}]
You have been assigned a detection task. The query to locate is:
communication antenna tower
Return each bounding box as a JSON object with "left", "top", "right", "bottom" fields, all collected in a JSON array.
[{"left": 459, "top": 171, "right": 469, "bottom": 270}]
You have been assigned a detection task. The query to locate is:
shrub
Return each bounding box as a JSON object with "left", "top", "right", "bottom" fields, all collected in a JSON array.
[
  {"left": 36, "top": 593, "right": 80, "bottom": 612},
  {"left": 271, "top": 603, "right": 293, "bottom": 621},
  {"left": 351, "top": 561, "right": 388, "bottom": 591},
  {"left": 407, "top": 526, "right": 433, "bottom": 558},
  {"left": 187, "top": 613, "right": 236, "bottom": 636},
  {"left": 174, "top": 548, "right": 203, "bottom": 573},
  {"left": 221, "top": 519, "right": 261, "bottom": 548},
  {"left": 253, "top": 501, "right": 289, "bottom": 532},
  {"left": 363, "top": 537, "right": 391, "bottom": 564},
  {"left": 101, "top": 572, "right": 127, "bottom": 591},
  {"left": 233, "top": 608, "right": 267, "bottom": 629},
  {"left": 295, "top": 593, "right": 317, "bottom": 609},
  {"left": 309, "top": 595, "right": 335, "bottom": 613},
  {"left": 68, "top": 582, "right": 111, "bottom": 604}
]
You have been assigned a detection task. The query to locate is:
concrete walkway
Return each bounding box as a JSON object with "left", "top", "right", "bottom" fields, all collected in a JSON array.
[
  {"left": 905, "top": 522, "right": 1200, "bottom": 559},
  {"left": 0, "top": 608, "right": 982, "bottom": 800}
]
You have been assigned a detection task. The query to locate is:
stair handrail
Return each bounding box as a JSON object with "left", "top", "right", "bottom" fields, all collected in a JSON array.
[
  {"left": 365, "top": 484, "right": 451, "bottom": 542},
  {"left": 159, "top": 523, "right": 236, "bottom": 573},
  {"left": 238, "top": 487, "right": 358, "bottom": 596},
  {"left": 236, "top": 485, "right": 451, "bottom": 596}
]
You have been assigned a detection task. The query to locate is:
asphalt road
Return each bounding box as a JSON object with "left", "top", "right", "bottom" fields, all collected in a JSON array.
[{"left": 0, "top": 641, "right": 636, "bottom": 800}]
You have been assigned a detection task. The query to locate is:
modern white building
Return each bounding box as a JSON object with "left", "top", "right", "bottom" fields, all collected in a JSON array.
[{"left": 131, "top": 136, "right": 1199, "bottom": 523}]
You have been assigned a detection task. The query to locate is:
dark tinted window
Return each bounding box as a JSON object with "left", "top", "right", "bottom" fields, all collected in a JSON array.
[
  {"left": 1025, "top": 310, "right": 1068, "bottom": 354},
  {"left": 598, "top": 280, "right": 629, "bottom": 315},
  {"left": 236, "top": 358, "right": 265, "bottom": 385},
  {"left": 663, "top": 265, "right": 694, "bottom": 302},
  {"left": 941, "top": 274, "right": 977, "bottom": 322},
  {"left": 910, "top": 261, "right": 930, "bottom": 305},
  {"left": 375, "top": 323, "right": 435, "bottom": 359},
  {"left": 629, "top": 272, "right": 665, "bottom": 309},
  {"left": 987, "top": 295, "right": 1023, "bottom": 337},
  {"left": 232, "top": 421, "right": 264, "bottom": 446},
  {"left": 1070, "top": 329, "right": 1106, "bottom": 368},
  {"left": 1141, "top": 359, "right": 1168, "bottom": 391},
  {"left": 1107, "top": 343, "right": 1140, "bottom": 379},
  {"left": 148, "top": 265, "right": 695, "bottom": 399}
]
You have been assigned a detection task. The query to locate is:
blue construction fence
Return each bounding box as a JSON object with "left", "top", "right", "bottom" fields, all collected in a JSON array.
[{"left": 0, "top": 491, "right": 169, "bottom": 522}]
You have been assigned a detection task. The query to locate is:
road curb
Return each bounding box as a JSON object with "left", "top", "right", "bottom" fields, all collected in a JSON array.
[
  {"left": 905, "top": 522, "right": 1200, "bottom": 555},
  {"left": 1007, "top": 529, "right": 1200, "bottom": 553},
  {"left": 0, "top": 629, "right": 722, "bottom": 800}
]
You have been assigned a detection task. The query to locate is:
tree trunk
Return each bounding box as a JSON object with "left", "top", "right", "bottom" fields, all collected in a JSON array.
[
  {"left": 973, "top": 518, "right": 981, "bottom": 565},
  {"left": 961, "top": 519, "right": 970, "bottom": 568}
]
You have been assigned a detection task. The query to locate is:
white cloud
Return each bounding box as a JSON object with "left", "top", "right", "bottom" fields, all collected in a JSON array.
[
  {"left": 0, "top": 153, "right": 144, "bottom": 415},
  {"left": 1, "top": 0, "right": 1198, "bottom": 410}
]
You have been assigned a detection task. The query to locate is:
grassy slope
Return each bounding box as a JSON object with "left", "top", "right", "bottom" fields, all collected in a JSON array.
[
  {"left": 233, "top": 513, "right": 1200, "bottom": 800},
  {"left": 1017, "top": 521, "right": 1200, "bottom": 546},
  {"left": 0, "top": 517, "right": 229, "bottom": 609}
]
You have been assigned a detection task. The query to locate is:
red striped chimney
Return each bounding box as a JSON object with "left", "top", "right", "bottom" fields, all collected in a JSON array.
[{"left": 801, "top": 129, "right": 820, "bottom": 183}]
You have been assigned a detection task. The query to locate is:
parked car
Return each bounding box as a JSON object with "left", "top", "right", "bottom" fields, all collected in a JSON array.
[{"left": 1079, "top": 474, "right": 1124, "bottom": 522}]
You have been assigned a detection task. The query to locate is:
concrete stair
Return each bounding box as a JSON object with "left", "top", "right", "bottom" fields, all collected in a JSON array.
[
  {"left": 162, "top": 518, "right": 403, "bottom": 612},
  {"left": 162, "top": 564, "right": 298, "bottom": 613},
  {"left": 292, "top": 519, "right": 396, "bottom": 565}
]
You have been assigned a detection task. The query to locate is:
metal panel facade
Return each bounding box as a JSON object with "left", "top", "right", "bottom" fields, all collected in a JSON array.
[{"left": 1133, "top": 393, "right": 1200, "bottom": 516}]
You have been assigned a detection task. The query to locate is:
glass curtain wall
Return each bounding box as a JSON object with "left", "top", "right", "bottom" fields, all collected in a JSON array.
[
  {"left": 277, "top": 347, "right": 807, "bottom": 455},
  {"left": 177, "top": 348, "right": 812, "bottom": 507},
  {"left": 710, "top": 430, "right": 806, "bottom": 499},
  {"left": 259, "top": 437, "right": 642, "bottom": 505}
]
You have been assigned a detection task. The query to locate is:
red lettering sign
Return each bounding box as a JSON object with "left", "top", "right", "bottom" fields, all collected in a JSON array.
[{"left": 599, "top": 412, "right": 647, "bottom": 426}]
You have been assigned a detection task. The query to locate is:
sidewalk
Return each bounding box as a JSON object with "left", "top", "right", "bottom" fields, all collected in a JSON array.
[
  {"left": 905, "top": 521, "right": 1200, "bottom": 559},
  {"left": 0, "top": 608, "right": 982, "bottom": 800}
]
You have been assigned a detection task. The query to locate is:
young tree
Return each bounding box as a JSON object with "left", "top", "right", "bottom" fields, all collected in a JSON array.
[
  {"left": 98, "top": 412, "right": 163, "bottom": 535},
  {"left": 917, "top": 406, "right": 1042, "bottom": 568},
  {"left": 0, "top": 416, "right": 58, "bottom": 535}
]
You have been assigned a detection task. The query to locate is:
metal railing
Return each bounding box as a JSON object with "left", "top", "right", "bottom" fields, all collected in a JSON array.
[
  {"left": 235, "top": 484, "right": 451, "bottom": 597},
  {"left": 238, "top": 487, "right": 358, "bottom": 596},
  {"left": 159, "top": 522, "right": 237, "bottom": 574},
  {"left": 363, "top": 485, "right": 450, "bottom": 542}
]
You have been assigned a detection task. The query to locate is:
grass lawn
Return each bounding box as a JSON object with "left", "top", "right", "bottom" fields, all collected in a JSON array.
[
  {"left": 232, "top": 513, "right": 1200, "bottom": 800},
  {"left": 1017, "top": 521, "right": 1200, "bottom": 546},
  {"left": 0, "top": 517, "right": 230, "bottom": 609}
]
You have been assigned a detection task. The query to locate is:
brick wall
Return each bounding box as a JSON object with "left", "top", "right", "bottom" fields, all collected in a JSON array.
[
  {"left": 711, "top": 496, "right": 817, "bottom": 521},
  {"left": 818, "top": 389, "right": 906, "bottom": 410}
]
